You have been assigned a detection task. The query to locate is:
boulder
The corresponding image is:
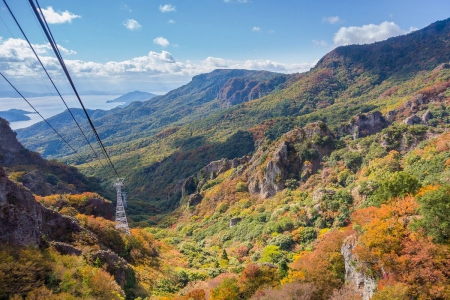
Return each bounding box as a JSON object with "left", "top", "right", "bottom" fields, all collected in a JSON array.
[
  {"left": 403, "top": 115, "right": 422, "bottom": 125},
  {"left": 421, "top": 110, "right": 432, "bottom": 124},
  {"left": 229, "top": 217, "right": 242, "bottom": 227},
  {"left": 188, "top": 193, "right": 203, "bottom": 207}
]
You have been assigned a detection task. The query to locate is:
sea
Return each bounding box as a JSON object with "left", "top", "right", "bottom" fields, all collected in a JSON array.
[{"left": 0, "top": 94, "right": 123, "bottom": 130}]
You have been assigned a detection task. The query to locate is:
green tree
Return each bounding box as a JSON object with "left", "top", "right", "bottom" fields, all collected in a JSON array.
[{"left": 416, "top": 185, "right": 450, "bottom": 243}]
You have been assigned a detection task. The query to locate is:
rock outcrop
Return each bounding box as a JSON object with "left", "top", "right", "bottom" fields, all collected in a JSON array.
[
  {"left": 344, "top": 111, "right": 388, "bottom": 139},
  {"left": 403, "top": 114, "right": 422, "bottom": 125},
  {"left": 341, "top": 235, "right": 377, "bottom": 300},
  {"left": 385, "top": 89, "right": 445, "bottom": 123},
  {"left": 0, "top": 117, "right": 103, "bottom": 197},
  {"left": 181, "top": 157, "right": 249, "bottom": 198},
  {"left": 246, "top": 122, "right": 334, "bottom": 198},
  {"left": 218, "top": 75, "right": 287, "bottom": 106},
  {"left": 0, "top": 162, "right": 83, "bottom": 246}
]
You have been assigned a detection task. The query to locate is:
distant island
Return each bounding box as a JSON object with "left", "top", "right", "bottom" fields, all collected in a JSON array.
[
  {"left": 0, "top": 109, "right": 35, "bottom": 122},
  {"left": 0, "top": 90, "right": 122, "bottom": 98},
  {"left": 106, "top": 91, "right": 157, "bottom": 107}
]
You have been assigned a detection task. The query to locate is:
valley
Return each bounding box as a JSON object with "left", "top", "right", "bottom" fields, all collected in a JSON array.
[{"left": 2, "top": 8, "right": 450, "bottom": 300}]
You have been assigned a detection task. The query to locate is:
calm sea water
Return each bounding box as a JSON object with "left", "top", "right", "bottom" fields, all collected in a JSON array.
[{"left": 0, "top": 94, "right": 123, "bottom": 130}]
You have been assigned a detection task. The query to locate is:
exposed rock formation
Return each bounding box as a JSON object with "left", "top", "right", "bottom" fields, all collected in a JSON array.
[
  {"left": 0, "top": 162, "right": 82, "bottom": 246},
  {"left": 181, "top": 157, "right": 249, "bottom": 198},
  {"left": 385, "top": 90, "right": 445, "bottom": 123},
  {"left": 187, "top": 193, "right": 203, "bottom": 207},
  {"left": 248, "top": 141, "right": 290, "bottom": 198},
  {"left": 421, "top": 110, "right": 432, "bottom": 124},
  {"left": 229, "top": 217, "right": 242, "bottom": 227},
  {"left": 344, "top": 111, "right": 388, "bottom": 138},
  {"left": 50, "top": 241, "right": 82, "bottom": 256},
  {"left": 246, "top": 122, "right": 334, "bottom": 198},
  {"left": 341, "top": 235, "right": 377, "bottom": 300},
  {"left": 403, "top": 115, "right": 422, "bottom": 125},
  {"left": 217, "top": 75, "right": 287, "bottom": 106},
  {"left": 0, "top": 117, "right": 101, "bottom": 196}
]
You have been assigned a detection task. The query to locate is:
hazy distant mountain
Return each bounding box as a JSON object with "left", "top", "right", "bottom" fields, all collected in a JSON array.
[
  {"left": 0, "top": 90, "right": 120, "bottom": 98},
  {"left": 0, "top": 109, "right": 34, "bottom": 122},
  {"left": 0, "top": 91, "right": 57, "bottom": 98},
  {"left": 106, "top": 91, "right": 158, "bottom": 107}
]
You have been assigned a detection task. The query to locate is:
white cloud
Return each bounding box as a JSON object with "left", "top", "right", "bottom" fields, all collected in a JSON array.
[
  {"left": 323, "top": 16, "right": 340, "bottom": 24},
  {"left": 153, "top": 37, "right": 170, "bottom": 47},
  {"left": 333, "top": 21, "right": 410, "bottom": 46},
  {"left": 268, "top": 30, "right": 275, "bottom": 34},
  {"left": 312, "top": 39, "right": 328, "bottom": 47},
  {"left": 40, "top": 6, "right": 80, "bottom": 24},
  {"left": 409, "top": 26, "right": 419, "bottom": 32},
  {"left": 252, "top": 26, "right": 260, "bottom": 32},
  {"left": 168, "top": 19, "right": 176, "bottom": 24},
  {"left": 0, "top": 37, "right": 313, "bottom": 92},
  {"left": 159, "top": 4, "right": 176, "bottom": 13},
  {"left": 123, "top": 19, "right": 142, "bottom": 31}
]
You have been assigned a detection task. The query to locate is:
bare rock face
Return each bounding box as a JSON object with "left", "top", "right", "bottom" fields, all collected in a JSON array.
[
  {"left": 217, "top": 75, "right": 287, "bottom": 106},
  {"left": 341, "top": 234, "right": 377, "bottom": 300},
  {"left": 248, "top": 142, "right": 289, "bottom": 198},
  {"left": 421, "top": 110, "right": 432, "bottom": 124},
  {"left": 403, "top": 115, "right": 422, "bottom": 125},
  {"left": 344, "top": 111, "right": 387, "bottom": 138},
  {"left": 187, "top": 193, "right": 203, "bottom": 207},
  {"left": 217, "top": 78, "right": 259, "bottom": 106},
  {"left": 181, "top": 157, "right": 249, "bottom": 198},
  {"left": 50, "top": 241, "right": 82, "bottom": 256},
  {"left": 0, "top": 118, "right": 28, "bottom": 165},
  {"left": 0, "top": 117, "right": 95, "bottom": 196},
  {"left": 0, "top": 163, "right": 43, "bottom": 246},
  {"left": 247, "top": 122, "right": 334, "bottom": 198},
  {"left": 0, "top": 162, "right": 82, "bottom": 246}
]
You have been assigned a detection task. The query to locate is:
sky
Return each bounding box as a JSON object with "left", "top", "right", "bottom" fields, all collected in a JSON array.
[{"left": 1, "top": 0, "right": 450, "bottom": 94}]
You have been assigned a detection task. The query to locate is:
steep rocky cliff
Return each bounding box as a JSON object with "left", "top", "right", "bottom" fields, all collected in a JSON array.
[
  {"left": 217, "top": 75, "right": 287, "bottom": 106},
  {"left": 0, "top": 161, "right": 83, "bottom": 246},
  {"left": 0, "top": 118, "right": 105, "bottom": 197},
  {"left": 341, "top": 235, "right": 377, "bottom": 300},
  {"left": 244, "top": 122, "right": 334, "bottom": 198}
]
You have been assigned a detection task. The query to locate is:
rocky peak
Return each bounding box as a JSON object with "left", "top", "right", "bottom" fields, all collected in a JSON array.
[
  {"left": 0, "top": 117, "right": 104, "bottom": 197},
  {"left": 0, "top": 118, "right": 34, "bottom": 166},
  {"left": 245, "top": 122, "right": 334, "bottom": 198}
]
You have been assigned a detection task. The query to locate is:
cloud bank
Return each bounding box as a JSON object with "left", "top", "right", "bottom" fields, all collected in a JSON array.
[
  {"left": 0, "top": 37, "right": 313, "bottom": 91},
  {"left": 334, "top": 21, "right": 408, "bottom": 46}
]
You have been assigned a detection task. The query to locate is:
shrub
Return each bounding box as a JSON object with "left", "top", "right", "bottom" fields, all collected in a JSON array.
[{"left": 268, "top": 234, "right": 294, "bottom": 250}]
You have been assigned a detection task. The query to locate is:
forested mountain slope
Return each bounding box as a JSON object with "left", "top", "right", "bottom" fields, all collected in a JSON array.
[
  {"left": 16, "top": 18, "right": 450, "bottom": 223},
  {"left": 17, "top": 69, "right": 288, "bottom": 157}
]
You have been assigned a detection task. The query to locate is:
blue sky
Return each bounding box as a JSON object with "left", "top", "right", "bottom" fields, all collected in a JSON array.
[{"left": 1, "top": 0, "right": 450, "bottom": 94}]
